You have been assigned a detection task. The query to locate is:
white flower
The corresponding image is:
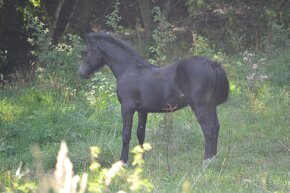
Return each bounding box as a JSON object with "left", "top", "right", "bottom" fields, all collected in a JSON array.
[{"left": 252, "top": 64, "right": 258, "bottom": 69}]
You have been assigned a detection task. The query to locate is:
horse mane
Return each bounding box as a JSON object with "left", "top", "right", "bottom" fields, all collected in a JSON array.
[{"left": 88, "top": 32, "right": 151, "bottom": 67}]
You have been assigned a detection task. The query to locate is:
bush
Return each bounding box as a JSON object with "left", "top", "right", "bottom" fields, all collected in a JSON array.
[
  {"left": 105, "top": 0, "right": 122, "bottom": 32},
  {"left": 27, "top": 13, "right": 84, "bottom": 94}
]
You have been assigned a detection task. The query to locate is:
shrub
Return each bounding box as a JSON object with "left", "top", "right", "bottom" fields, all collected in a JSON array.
[
  {"left": 260, "top": 22, "right": 290, "bottom": 87},
  {"left": 105, "top": 0, "right": 123, "bottom": 32},
  {"left": 27, "top": 13, "right": 83, "bottom": 95}
]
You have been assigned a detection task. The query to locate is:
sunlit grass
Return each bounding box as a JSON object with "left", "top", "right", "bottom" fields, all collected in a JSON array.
[{"left": 0, "top": 100, "right": 23, "bottom": 122}]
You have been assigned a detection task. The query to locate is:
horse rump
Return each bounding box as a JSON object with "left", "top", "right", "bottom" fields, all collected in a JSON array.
[{"left": 176, "top": 57, "right": 229, "bottom": 107}]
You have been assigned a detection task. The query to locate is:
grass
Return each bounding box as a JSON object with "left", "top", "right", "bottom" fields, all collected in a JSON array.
[{"left": 0, "top": 75, "right": 290, "bottom": 192}]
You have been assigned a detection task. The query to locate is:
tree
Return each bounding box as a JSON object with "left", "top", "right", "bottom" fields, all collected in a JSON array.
[
  {"left": 39, "top": 0, "right": 79, "bottom": 43},
  {"left": 136, "top": 0, "right": 153, "bottom": 39},
  {"left": 136, "top": 0, "right": 178, "bottom": 40},
  {"left": 0, "top": 0, "right": 29, "bottom": 74}
]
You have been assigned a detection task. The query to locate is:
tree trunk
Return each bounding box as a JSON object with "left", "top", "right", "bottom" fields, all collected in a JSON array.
[
  {"left": 136, "top": 0, "right": 153, "bottom": 39},
  {"left": 163, "top": 0, "right": 174, "bottom": 20},
  {"left": 42, "top": 0, "right": 79, "bottom": 44},
  {"left": 70, "top": 0, "right": 95, "bottom": 34},
  {"left": 44, "top": 0, "right": 65, "bottom": 39},
  {"left": 52, "top": 0, "right": 79, "bottom": 43}
]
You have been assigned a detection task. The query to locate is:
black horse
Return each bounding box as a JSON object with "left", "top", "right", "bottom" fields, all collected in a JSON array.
[{"left": 79, "top": 32, "right": 229, "bottom": 163}]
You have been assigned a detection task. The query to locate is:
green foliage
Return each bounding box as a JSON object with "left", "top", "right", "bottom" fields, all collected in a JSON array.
[
  {"left": 105, "top": 0, "right": 123, "bottom": 32},
  {"left": 84, "top": 72, "right": 116, "bottom": 106},
  {"left": 2, "top": 163, "right": 37, "bottom": 193},
  {"left": 191, "top": 32, "right": 214, "bottom": 57},
  {"left": 242, "top": 51, "right": 268, "bottom": 93},
  {"left": 225, "top": 28, "right": 246, "bottom": 52},
  {"left": 149, "top": 6, "right": 176, "bottom": 65},
  {"left": 190, "top": 23, "right": 289, "bottom": 94},
  {"left": 128, "top": 144, "right": 154, "bottom": 192},
  {"left": 254, "top": 22, "right": 290, "bottom": 88},
  {"left": 185, "top": 0, "right": 206, "bottom": 12},
  {"left": 0, "top": 49, "right": 7, "bottom": 72},
  {"left": 82, "top": 71, "right": 120, "bottom": 129},
  {"left": 27, "top": 13, "right": 83, "bottom": 93},
  {"left": 29, "top": 0, "right": 41, "bottom": 8},
  {"left": 263, "top": 23, "right": 290, "bottom": 53},
  {"left": 35, "top": 33, "right": 83, "bottom": 89},
  {"left": 190, "top": 32, "right": 226, "bottom": 64},
  {"left": 88, "top": 143, "right": 153, "bottom": 193},
  {"left": 3, "top": 178, "right": 37, "bottom": 193}
]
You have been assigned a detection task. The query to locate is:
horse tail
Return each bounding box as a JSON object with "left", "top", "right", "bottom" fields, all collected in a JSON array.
[
  {"left": 210, "top": 61, "right": 229, "bottom": 106},
  {"left": 195, "top": 60, "right": 229, "bottom": 106}
]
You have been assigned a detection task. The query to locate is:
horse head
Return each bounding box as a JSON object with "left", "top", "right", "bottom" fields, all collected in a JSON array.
[{"left": 79, "top": 33, "right": 105, "bottom": 79}]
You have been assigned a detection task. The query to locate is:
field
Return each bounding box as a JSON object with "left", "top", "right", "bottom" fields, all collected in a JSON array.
[
  {"left": 1, "top": 65, "right": 289, "bottom": 192},
  {"left": 1, "top": 1, "right": 290, "bottom": 192}
]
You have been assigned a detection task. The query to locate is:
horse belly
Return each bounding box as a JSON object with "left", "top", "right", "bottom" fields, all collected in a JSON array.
[{"left": 137, "top": 92, "right": 188, "bottom": 113}]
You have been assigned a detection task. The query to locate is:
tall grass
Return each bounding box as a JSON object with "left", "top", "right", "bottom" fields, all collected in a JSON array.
[{"left": 2, "top": 61, "right": 289, "bottom": 192}]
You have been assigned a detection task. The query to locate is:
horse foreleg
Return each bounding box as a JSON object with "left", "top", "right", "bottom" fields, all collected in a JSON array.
[
  {"left": 120, "top": 105, "right": 135, "bottom": 163},
  {"left": 192, "top": 106, "right": 220, "bottom": 160},
  {"left": 137, "top": 112, "right": 147, "bottom": 147}
]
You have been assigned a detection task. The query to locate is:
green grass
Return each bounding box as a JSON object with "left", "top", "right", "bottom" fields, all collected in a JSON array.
[{"left": 0, "top": 79, "right": 289, "bottom": 192}]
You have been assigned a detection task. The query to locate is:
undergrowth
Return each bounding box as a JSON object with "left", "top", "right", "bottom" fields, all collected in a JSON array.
[
  {"left": 2, "top": 82, "right": 288, "bottom": 192},
  {"left": 1, "top": 141, "right": 153, "bottom": 193}
]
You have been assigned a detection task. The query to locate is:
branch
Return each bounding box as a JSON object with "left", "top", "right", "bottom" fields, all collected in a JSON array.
[
  {"left": 61, "top": 0, "right": 79, "bottom": 34},
  {"left": 40, "top": 3, "right": 51, "bottom": 28}
]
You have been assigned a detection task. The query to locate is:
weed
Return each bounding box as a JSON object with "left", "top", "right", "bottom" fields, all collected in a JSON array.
[{"left": 242, "top": 51, "right": 268, "bottom": 93}]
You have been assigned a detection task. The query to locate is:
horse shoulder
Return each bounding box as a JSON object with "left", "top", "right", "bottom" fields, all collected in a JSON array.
[{"left": 116, "top": 71, "right": 143, "bottom": 104}]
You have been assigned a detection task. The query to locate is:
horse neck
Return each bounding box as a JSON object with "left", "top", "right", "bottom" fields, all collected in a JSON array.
[{"left": 100, "top": 41, "right": 141, "bottom": 79}]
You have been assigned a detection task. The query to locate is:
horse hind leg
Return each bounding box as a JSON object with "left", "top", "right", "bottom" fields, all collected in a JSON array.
[{"left": 191, "top": 104, "right": 220, "bottom": 160}]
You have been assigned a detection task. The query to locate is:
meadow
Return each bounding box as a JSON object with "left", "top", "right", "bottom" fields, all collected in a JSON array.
[
  {"left": 1, "top": 21, "right": 290, "bottom": 192},
  {"left": 1, "top": 56, "right": 290, "bottom": 193}
]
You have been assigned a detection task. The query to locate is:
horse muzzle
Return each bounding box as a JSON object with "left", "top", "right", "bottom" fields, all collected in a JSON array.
[{"left": 79, "top": 65, "right": 91, "bottom": 79}]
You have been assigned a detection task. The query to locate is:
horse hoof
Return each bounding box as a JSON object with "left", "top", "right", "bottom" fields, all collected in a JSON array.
[
  {"left": 123, "top": 162, "right": 129, "bottom": 168},
  {"left": 202, "top": 156, "right": 217, "bottom": 169}
]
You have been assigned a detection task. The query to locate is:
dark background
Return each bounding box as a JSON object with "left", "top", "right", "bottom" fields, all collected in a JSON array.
[{"left": 0, "top": 0, "right": 289, "bottom": 76}]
